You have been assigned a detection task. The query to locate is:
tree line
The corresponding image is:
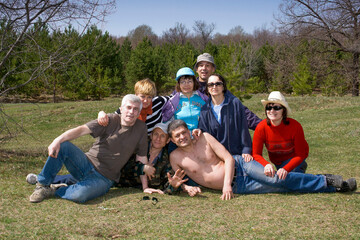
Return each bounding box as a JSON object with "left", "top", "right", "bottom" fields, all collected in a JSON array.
[{"left": 1, "top": 0, "right": 359, "bottom": 103}]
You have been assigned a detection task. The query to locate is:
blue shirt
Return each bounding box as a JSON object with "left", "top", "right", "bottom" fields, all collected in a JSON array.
[{"left": 211, "top": 99, "right": 225, "bottom": 123}]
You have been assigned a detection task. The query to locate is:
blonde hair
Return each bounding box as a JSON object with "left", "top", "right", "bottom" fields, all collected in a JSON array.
[{"left": 134, "top": 78, "right": 156, "bottom": 97}]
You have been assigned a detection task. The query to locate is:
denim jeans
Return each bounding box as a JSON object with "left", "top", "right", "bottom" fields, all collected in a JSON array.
[
  {"left": 53, "top": 174, "right": 77, "bottom": 185},
  {"left": 275, "top": 158, "right": 308, "bottom": 173},
  {"left": 37, "top": 141, "right": 114, "bottom": 203},
  {"left": 232, "top": 155, "right": 335, "bottom": 194}
]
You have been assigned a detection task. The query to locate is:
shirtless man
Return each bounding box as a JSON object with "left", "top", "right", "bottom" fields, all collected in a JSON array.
[
  {"left": 167, "top": 119, "right": 235, "bottom": 200},
  {"left": 167, "top": 120, "right": 356, "bottom": 200}
]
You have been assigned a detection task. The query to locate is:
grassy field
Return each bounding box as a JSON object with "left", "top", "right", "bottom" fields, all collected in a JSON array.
[{"left": 1, "top": 94, "right": 359, "bottom": 239}]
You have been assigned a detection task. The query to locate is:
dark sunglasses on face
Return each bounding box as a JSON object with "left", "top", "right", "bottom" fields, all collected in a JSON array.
[
  {"left": 266, "top": 105, "right": 283, "bottom": 111},
  {"left": 207, "top": 82, "right": 224, "bottom": 87}
]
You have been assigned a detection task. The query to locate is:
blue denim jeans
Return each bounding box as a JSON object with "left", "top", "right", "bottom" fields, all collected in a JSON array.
[
  {"left": 37, "top": 141, "right": 114, "bottom": 203},
  {"left": 275, "top": 158, "right": 308, "bottom": 173},
  {"left": 53, "top": 174, "right": 77, "bottom": 185},
  {"left": 232, "top": 155, "right": 335, "bottom": 194}
]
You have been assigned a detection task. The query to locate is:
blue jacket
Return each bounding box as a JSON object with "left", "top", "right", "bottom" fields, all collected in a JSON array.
[
  {"left": 242, "top": 104, "right": 262, "bottom": 130},
  {"left": 198, "top": 90, "right": 253, "bottom": 155},
  {"left": 196, "top": 78, "right": 261, "bottom": 130},
  {"left": 162, "top": 90, "right": 208, "bottom": 123}
]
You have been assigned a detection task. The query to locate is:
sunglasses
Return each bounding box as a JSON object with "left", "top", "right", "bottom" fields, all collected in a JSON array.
[
  {"left": 265, "top": 105, "right": 283, "bottom": 111},
  {"left": 142, "top": 196, "right": 158, "bottom": 205},
  {"left": 207, "top": 82, "right": 223, "bottom": 87}
]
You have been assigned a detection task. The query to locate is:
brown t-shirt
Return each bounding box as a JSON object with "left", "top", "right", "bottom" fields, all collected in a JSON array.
[{"left": 85, "top": 114, "right": 148, "bottom": 182}]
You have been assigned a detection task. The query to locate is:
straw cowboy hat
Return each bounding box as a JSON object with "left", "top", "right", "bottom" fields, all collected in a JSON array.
[{"left": 261, "top": 91, "right": 292, "bottom": 115}]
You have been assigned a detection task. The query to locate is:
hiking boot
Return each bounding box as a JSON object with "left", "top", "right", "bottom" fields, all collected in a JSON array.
[
  {"left": 26, "top": 173, "right": 38, "bottom": 185},
  {"left": 324, "top": 174, "right": 343, "bottom": 188},
  {"left": 29, "top": 183, "right": 67, "bottom": 203},
  {"left": 337, "top": 178, "right": 357, "bottom": 192}
]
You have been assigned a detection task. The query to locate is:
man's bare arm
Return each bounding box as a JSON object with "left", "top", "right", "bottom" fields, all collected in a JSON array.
[
  {"left": 203, "top": 133, "right": 235, "bottom": 200},
  {"left": 48, "top": 125, "right": 92, "bottom": 158}
]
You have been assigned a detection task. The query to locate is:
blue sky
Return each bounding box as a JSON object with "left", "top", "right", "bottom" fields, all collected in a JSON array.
[{"left": 101, "top": 0, "right": 283, "bottom": 37}]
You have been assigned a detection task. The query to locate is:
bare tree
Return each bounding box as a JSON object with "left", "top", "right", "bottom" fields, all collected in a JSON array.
[
  {"left": 229, "top": 25, "right": 246, "bottom": 36},
  {"left": 162, "top": 22, "right": 189, "bottom": 45},
  {"left": 0, "top": 0, "right": 115, "bottom": 98},
  {"left": 252, "top": 27, "right": 278, "bottom": 48},
  {"left": 277, "top": 0, "right": 360, "bottom": 96},
  {"left": 0, "top": 0, "right": 115, "bottom": 139},
  {"left": 127, "top": 24, "right": 158, "bottom": 47},
  {"left": 192, "top": 20, "right": 215, "bottom": 50}
]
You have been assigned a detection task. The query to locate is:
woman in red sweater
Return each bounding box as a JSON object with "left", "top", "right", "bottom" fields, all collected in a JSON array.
[{"left": 252, "top": 91, "right": 308, "bottom": 180}]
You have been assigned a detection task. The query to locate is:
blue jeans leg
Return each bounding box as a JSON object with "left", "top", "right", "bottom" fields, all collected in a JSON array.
[
  {"left": 37, "top": 141, "right": 114, "bottom": 203},
  {"left": 53, "top": 174, "right": 78, "bottom": 185},
  {"left": 242, "top": 158, "right": 335, "bottom": 193},
  {"left": 38, "top": 141, "right": 93, "bottom": 185},
  {"left": 275, "top": 158, "right": 308, "bottom": 173},
  {"left": 55, "top": 168, "right": 113, "bottom": 203},
  {"left": 232, "top": 155, "right": 286, "bottom": 194}
]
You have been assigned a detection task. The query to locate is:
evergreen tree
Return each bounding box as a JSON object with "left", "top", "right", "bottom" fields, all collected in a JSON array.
[
  {"left": 291, "top": 55, "right": 316, "bottom": 95},
  {"left": 125, "top": 37, "right": 167, "bottom": 93}
]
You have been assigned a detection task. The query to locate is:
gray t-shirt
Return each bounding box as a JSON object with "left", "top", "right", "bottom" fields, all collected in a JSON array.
[{"left": 85, "top": 114, "right": 148, "bottom": 182}]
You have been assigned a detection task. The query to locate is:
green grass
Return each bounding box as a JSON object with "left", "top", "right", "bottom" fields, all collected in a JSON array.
[{"left": 1, "top": 94, "right": 360, "bottom": 239}]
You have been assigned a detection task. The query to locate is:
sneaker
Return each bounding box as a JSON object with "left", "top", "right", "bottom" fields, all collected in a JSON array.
[
  {"left": 324, "top": 174, "right": 343, "bottom": 188},
  {"left": 337, "top": 178, "right": 357, "bottom": 192},
  {"left": 29, "top": 183, "right": 67, "bottom": 203},
  {"left": 347, "top": 178, "right": 357, "bottom": 191},
  {"left": 26, "top": 173, "right": 38, "bottom": 185}
]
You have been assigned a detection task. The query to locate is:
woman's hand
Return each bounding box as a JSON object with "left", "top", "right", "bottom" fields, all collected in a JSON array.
[
  {"left": 192, "top": 129, "right": 202, "bottom": 141},
  {"left": 264, "top": 164, "right": 275, "bottom": 177},
  {"left": 276, "top": 168, "right": 288, "bottom": 180},
  {"left": 242, "top": 153, "right": 253, "bottom": 162}
]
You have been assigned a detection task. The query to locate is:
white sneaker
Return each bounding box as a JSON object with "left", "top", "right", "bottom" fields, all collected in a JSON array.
[
  {"left": 26, "top": 173, "right": 38, "bottom": 185},
  {"left": 29, "top": 183, "right": 67, "bottom": 203}
]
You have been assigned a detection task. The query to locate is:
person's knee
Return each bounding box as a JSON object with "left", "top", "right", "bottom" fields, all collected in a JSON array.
[
  {"left": 242, "top": 161, "right": 250, "bottom": 173},
  {"left": 59, "top": 141, "right": 73, "bottom": 151},
  {"left": 67, "top": 184, "right": 110, "bottom": 203},
  {"left": 242, "top": 160, "right": 258, "bottom": 174},
  {"left": 64, "top": 190, "right": 90, "bottom": 203}
]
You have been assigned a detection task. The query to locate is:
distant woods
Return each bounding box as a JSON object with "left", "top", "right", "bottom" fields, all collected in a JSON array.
[{"left": 1, "top": 0, "right": 359, "bottom": 103}]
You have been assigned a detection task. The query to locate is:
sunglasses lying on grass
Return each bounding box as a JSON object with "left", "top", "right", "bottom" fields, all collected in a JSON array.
[{"left": 141, "top": 196, "right": 158, "bottom": 205}]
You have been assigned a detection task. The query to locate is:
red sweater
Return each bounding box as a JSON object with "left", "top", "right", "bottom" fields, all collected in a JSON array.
[{"left": 252, "top": 118, "right": 309, "bottom": 172}]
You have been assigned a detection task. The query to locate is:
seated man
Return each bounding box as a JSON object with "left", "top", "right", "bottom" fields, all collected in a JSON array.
[
  {"left": 29, "top": 94, "right": 148, "bottom": 203},
  {"left": 116, "top": 122, "right": 174, "bottom": 194},
  {"left": 27, "top": 123, "right": 174, "bottom": 194},
  {"left": 167, "top": 120, "right": 357, "bottom": 200}
]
